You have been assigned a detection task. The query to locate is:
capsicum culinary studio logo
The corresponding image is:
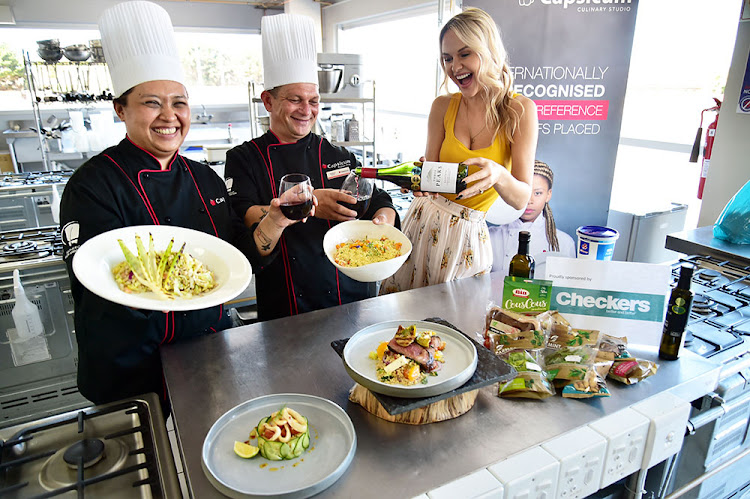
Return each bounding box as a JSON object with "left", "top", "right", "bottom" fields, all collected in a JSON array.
[{"left": 520, "top": 0, "right": 633, "bottom": 11}]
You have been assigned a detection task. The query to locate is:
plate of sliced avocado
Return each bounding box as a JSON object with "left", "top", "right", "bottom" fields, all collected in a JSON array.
[{"left": 202, "top": 393, "right": 356, "bottom": 498}]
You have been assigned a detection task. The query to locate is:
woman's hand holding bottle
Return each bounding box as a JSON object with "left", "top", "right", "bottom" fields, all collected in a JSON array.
[{"left": 454, "top": 156, "right": 506, "bottom": 199}]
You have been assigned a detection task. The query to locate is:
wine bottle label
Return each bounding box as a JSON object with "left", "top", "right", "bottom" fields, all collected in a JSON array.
[{"left": 421, "top": 161, "right": 460, "bottom": 193}]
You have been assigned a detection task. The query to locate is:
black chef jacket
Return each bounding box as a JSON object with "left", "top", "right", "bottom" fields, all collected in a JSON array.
[
  {"left": 60, "top": 137, "right": 261, "bottom": 410},
  {"left": 225, "top": 131, "right": 399, "bottom": 321}
]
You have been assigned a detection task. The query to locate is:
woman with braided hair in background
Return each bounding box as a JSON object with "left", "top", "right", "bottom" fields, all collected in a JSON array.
[{"left": 488, "top": 160, "right": 576, "bottom": 276}]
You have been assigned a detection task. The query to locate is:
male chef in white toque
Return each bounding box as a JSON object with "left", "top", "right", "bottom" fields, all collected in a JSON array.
[
  {"left": 59, "top": 0, "right": 271, "bottom": 414},
  {"left": 225, "top": 14, "right": 400, "bottom": 322}
]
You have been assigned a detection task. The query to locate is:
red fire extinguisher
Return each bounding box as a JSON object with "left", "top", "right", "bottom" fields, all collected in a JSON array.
[{"left": 690, "top": 98, "right": 721, "bottom": 199}]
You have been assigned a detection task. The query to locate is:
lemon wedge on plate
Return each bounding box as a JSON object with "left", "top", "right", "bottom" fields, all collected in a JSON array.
[{"left": 234, "top": 441, "right": 259, "bottom": 459}]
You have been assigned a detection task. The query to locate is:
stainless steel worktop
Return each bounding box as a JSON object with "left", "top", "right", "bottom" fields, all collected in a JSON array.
[
  {"left": 666, "top": 226, "right": 750, "bottom": 264},
  {"left": 161, "top": 272, "right": 720, "bottom": 498}
]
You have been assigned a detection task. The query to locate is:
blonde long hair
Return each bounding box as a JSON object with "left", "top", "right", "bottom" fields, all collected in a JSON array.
[{"left": 439, "top": 8, "right": 521, "bottom": 145}]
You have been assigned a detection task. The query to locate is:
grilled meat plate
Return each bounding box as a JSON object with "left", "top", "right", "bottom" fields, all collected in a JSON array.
[{"left": 388, "top": 337, "right": 442, "bottom": 373}]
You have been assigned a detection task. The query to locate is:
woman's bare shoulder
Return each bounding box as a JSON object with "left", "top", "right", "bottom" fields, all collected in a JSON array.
[
  {"left": 510, "top": 93, "right": 537, "bottom": 113},
  {"left": 431, "top": 93, "right": 454, "bottom": 114}
]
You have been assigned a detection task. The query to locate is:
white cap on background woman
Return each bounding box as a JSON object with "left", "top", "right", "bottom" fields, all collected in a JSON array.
[
  {"left": 98, "top": 1, "right": 185, "bottom": 97},
  {"left": 261, "top": 13, "right": 318, "bottom": 90}
]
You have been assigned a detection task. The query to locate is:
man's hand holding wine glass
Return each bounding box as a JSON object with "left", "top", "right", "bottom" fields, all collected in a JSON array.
[{"left": 253, "top": 173, "right": 318, "bottom": 256}]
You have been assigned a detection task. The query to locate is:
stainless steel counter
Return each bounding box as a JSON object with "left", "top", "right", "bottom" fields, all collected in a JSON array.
[
  {"left": 161, "top": 272, "right": 720, "bottom": 498},
  {"left": 666, "top": 226, "right": 750, "bottom": 264}
]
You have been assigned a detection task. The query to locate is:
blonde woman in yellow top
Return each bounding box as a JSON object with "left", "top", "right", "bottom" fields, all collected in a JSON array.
[{"left": 381, "top": 7, "right": 537, "bottom": 293}]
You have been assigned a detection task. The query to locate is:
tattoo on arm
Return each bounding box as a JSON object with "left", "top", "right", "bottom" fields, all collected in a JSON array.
[
  {"left": 260, "top": 207, "right": 268, "bottom": 221},
  {"left": 256, "top": 226, "right": 273, "bottom": 251}
]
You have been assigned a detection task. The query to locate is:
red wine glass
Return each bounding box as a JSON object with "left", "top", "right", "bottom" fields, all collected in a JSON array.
[
  {"left": 279, "top": 174, "right": 313, "bottom": 220},
  {"left": 339, "top": 172, "right": 373, "bottom": 219}
]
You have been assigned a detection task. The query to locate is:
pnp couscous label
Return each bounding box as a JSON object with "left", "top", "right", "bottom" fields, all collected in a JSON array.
[{"left": 502, "top": 276, "right": 553, "bottom": 314}]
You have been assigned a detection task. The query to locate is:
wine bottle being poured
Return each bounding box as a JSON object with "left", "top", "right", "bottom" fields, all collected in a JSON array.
[{"left": 355, "top": 161, "right": 469, "bottom": 194}]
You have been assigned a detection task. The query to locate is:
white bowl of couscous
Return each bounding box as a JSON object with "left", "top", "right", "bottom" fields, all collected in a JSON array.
[{"left": 323, "top": 220, "right": 412, "bottom": 282}]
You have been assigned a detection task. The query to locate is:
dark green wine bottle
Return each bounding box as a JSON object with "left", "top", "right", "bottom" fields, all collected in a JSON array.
[
  {"left": 356, "top": 161, "right": 468, "bottom": 193},
  {"left": 509, "top": 231, "right": 535, "bottom": 278},
  {"left": 659, "top": 264, "right": 694, "bottom": 360}
]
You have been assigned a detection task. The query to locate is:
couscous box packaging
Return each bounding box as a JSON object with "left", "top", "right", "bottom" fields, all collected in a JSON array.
[{"left": 501, "top": 276, "right": 553, "bottom": 314}]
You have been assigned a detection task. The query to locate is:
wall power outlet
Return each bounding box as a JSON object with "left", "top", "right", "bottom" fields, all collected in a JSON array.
[
  {"left": 589, "top": 407, "right": 651, "bottom": 489},
  {"left": 541, "top": 426, "right": 607, "bottom": 498},
  {"left": 488, "top": 446, "right": 559, "bottom": 499}
]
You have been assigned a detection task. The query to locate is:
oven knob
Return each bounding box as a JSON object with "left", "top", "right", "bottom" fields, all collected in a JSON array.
[
  {"left": 349, "top": 74, "right": 361, "bottom": 87},
  {"left": 666, "top": 431, "right": 675, "bottom": 443},
  {"left": 1, "top": 291, "right": 10, "bottom": 300}
]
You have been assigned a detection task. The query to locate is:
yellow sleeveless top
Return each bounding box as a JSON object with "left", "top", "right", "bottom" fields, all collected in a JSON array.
[{"left": 439, "top": 93, "right": 512, "bottom": 212}]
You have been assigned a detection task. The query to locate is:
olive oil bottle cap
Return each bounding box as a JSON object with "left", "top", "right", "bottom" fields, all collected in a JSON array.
[{"left": 677, "top": 264, "right": 694, "bottom": 290}]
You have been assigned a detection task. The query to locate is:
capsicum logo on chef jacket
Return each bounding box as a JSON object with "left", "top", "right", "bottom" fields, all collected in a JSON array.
[
  {"left": 225, "top": 178, "right": 236, "bottom": 196},
  {"left": 324, "top": 159, "right": 352, "bottom": 181},
  {"left": 210, "top": 197, "right": 225, "bottom": 206},
  {"left": 551, "top": 286, "right": 665, "bottom": 322},
  {"left": 61, "top": 221, "right": 80, "bottom": 259}
]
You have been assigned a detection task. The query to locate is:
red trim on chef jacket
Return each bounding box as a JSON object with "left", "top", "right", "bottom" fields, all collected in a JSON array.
[
  {"left": 179, "top": 156, "right": 219, "bottom": 237},
  {"left": 126, "top": 135, "right": 178, "bottom": 170},
  {"left": 160, "top": 311, "right": 170, "bottom": 345},
  {"left": 104, "top": 154, "right": 159, "bottom": 224},
  {"left": 265, "top": 140, "right": 298, "bottom": 316},
  {"left": 316, "top": 137, "right": 343, "bottom": 307}
]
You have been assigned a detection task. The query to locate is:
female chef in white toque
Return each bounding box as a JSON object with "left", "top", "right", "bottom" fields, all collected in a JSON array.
[{"left": 59, "top": 1, "right": 288, "bottom": 414}]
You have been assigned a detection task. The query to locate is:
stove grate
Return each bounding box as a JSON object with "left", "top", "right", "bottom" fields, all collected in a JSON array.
[
  {"left": 675, "top": 256, "right": 750, "bottom": 359},
  {"left": 0, "top": 400, "right": 163, "bottom": 498}
]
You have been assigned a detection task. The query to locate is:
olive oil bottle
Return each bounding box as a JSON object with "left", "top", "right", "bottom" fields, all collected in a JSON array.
[
  {"left": 509, "top": 231, "right": 535, "bottom": 278},
  {"left": 658, "top": 264, "right": 694, "bottom": 360}
]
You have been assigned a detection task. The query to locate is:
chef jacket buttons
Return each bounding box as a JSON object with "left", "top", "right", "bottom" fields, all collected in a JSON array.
[
  {"left": 165, "top": 216, "right": 172, "bottom": 223},
  {"left": 182, "top": 165, "right": 188, "bottom": 172},
  {"left": 199, "top": 208, "right": 206, "bottom": 213},
  {"left": 143, "top": 173, "right": 150, "bottom": 179}
]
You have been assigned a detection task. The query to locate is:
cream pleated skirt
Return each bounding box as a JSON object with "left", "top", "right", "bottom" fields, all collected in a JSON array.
[{"left": 380, "top": 195, "right": 492, "bottom": 294}]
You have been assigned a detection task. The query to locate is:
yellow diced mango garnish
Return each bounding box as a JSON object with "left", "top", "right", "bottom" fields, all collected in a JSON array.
[{"left": 376, "top": 341, "right": 389, "bottom": 359}]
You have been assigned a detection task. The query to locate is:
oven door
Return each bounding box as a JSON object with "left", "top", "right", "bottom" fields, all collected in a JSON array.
[
  {"left": 649, "top": 359, "right": 750, "bottom": 499},
  {"left": 0, "top": 265, "right": 89, "bottom": 428}
]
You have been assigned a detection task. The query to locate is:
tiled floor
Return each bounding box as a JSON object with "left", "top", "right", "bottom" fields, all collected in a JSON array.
[{"left": 166, "top": 415, "right": 191, "bottom": 498}]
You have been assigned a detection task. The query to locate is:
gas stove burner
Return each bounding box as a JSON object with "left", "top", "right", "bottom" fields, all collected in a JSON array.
[
  {"left": 63, "top": 438, "right": 105, "bottom": 469},
  {"left": 40, "top": 437, "right": 130, "bottom": 491},
  {"left": 692, "top": 294, "right": 717, "bottom": 315},
  {"left": 697, "top": 269, "right": 721, "bottom": 281},
  {"left": 3, "top": 240, "right": 38, "bottom": 253}
]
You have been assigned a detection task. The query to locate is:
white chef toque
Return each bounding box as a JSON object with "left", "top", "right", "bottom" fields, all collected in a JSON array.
[
  {"left": 262, "top": 14, "right": 318, "bottom": 90},
  {"left": 98, "top": 1, "right": 185, "bottom": 98}
]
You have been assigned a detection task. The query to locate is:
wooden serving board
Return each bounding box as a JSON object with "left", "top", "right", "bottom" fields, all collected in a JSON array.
[{"left": 348, "top": 384, "right": 479, "bottom": 425}]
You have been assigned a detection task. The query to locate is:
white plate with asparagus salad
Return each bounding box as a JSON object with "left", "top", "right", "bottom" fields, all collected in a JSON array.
[{"left": 72, "top": 225, "right": 252, "bottom": 311}]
